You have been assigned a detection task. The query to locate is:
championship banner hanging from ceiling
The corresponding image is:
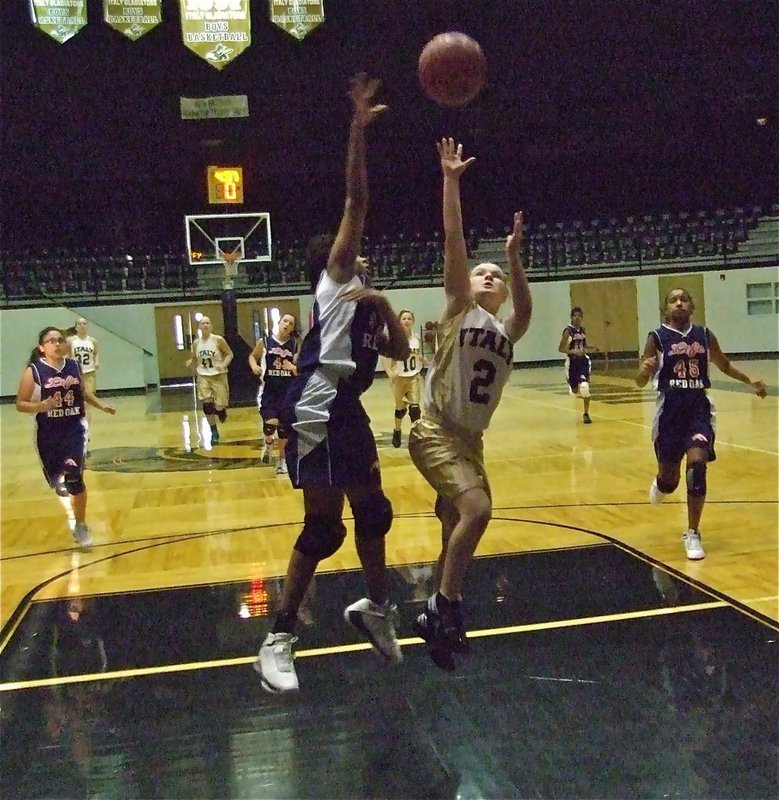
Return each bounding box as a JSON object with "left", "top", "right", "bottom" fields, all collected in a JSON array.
[
  {"left": 104, "top": 1, "right": 162, "bottom": 41},
  {"left": 269, "top": 0, "right": 324, "bottom": 41},
  {"left": 179, "top": 0, "right": 251, "bottom": 70},
  {"left": 29, "top": 0, "right": 88, "bottom": 44}
]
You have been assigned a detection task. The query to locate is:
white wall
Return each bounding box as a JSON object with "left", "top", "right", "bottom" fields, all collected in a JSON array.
[
  {"left": 0, "top": 307, "right": 149, "bottom": 396},
  {"left": 2, "top": 264, "right": 776, "bottom": 395}
]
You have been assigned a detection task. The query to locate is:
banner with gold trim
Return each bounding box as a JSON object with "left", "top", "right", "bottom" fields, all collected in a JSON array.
[
  {"left": 29, "top": 0, "right": 88, "bottom": 44},
  {"left": 179, "top": 0, "right": 251, "bottom": 71},
  {"left": 269, "top": 0, "right": 324, "bottom": 41},
  {"left": 104, "top": 1, "right": 162, "bottom": 41}
]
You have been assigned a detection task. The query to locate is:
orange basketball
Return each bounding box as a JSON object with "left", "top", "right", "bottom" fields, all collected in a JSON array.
[{"left": 418, "top": 32, "right": 486, "bottom": 108}]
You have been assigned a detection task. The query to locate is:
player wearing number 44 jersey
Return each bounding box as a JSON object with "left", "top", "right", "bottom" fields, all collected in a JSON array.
[
  {"left": 636, "top": 287, "right": 766, "bottom": 561},
  {"left": 408, "top": 139, "right": 532, "bottom": 671},
  {"left": 16, "top": 327, "right": 116, "bottom": 547}
]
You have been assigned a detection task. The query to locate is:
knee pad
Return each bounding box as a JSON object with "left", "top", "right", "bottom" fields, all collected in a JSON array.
[
  {"left": 202, "top": 401, "right": 217, "bottom": 417},
  {"left": 294, "top": 515, "right": 346, "bottom": 560},
  {"left": 394, "top": 407, "right": 407, "bottom": 420},
  {"left": 62, "top": 462, "right": 85, "bottom": 496},
  {"left": 263, "top": 422, "right": 277, "bottom": 438},
  {"left": 408, "top": 404, "right": 421, "bottom": 423},
  {"left": 657, "top": 476, "right": 679, "bottom": 494},
  {"left": 686, "top": 462, "right": 707, "bottom": 497},
  {"left": 578, "top": 381, "right": 590, "bottom": 399},
  {"left": 276, "top": 423, "right": 288, "bottom": 440},
  {"left": 353, "top": 493, "right": 393, "bottom": 540}
]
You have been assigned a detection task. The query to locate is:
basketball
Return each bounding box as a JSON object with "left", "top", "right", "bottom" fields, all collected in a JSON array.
[{"left": 418, "top": 32, "right": 486, "bottom": 108}]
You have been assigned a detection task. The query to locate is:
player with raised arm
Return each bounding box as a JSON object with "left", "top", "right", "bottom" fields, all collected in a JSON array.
[
  {"left": 254, "top": 74, "right": 410, "bottom": 694},
  {"left": 408, "top": 139, "right": 533, "bottom": 671}
]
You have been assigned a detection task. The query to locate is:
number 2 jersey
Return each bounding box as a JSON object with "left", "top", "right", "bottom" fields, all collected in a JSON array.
[
  {"left": 29, "top": 357, "right": 86, "bottom": 437},
  {"left": 649, "top": 323, "right": 713, "bottom": 435},
  {"left": 422, "top": 300, "right": 514, "bottom": 435}
]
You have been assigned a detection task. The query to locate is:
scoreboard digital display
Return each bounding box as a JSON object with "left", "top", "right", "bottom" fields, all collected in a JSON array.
[{"left": 207, "top": 166, "right": 244, "bottom": 204}]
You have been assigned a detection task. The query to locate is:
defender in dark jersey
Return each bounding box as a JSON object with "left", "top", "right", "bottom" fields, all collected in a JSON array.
[
  {"left": 249, "top": 313, "right": 298, "bottom": 474},
  {"left": 636, "top": 288, "right": 766, "bottom": 560},
  {"left": 254, "top": 74, "right": 410, "bottom": 694},
  {"left": 558, "top": 306, "right": 595, "bottom": 423},
  {"left": 16, "top": 327, "right": 116, "bottom": 547}
]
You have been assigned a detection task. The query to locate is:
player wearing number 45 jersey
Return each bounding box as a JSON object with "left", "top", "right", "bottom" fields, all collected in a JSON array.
[
  {"left": 636, "top": 287, "right": 766, "bottom": 561},
  {"left": 16, "top": 327, "right": 116, "bottom": 547},
  {"left": 408, "top": 139, "right": 532, "bottom": 671}
]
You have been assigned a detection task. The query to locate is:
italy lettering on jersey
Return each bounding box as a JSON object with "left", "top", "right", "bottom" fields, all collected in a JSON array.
[
  {"left": 194, "top": 335, "right": 226, "bottom": 376},
  {"left": 563, "top": 324, "right": 587, "bottom": 359},
  {"left": 29, "top": 358, "right": 86, "bottom": 435},
  {"left": 68, "top": 335, "right": 97, "bottom": 373},
  {"left": 651, "top": 324, "right": 711, "bottom": 392},
  {"left": 423, "top": 301, "right": 514, "bottom": 434},
  {"left": 393, "top": 335, "right": 423, "bottom": 377}
]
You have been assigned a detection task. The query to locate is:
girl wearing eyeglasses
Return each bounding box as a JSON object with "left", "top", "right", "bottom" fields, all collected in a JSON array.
[{"left": 15, "top": 327, "right": 116, "bottom": 547}]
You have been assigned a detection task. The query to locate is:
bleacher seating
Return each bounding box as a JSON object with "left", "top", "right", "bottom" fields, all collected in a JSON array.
[{"left": 1, "top": 203, "right": 775, "bottom": 303}]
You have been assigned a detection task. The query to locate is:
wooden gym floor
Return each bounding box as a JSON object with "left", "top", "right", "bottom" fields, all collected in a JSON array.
[{"left": 0, "top": 362, "right": 777, "bottom": 798}]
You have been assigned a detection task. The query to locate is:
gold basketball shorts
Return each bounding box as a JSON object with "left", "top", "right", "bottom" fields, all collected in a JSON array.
[
  {"left": 408, "top": 417, "right": 490, "bottom": 500},
  {"left": 197, "top": 373, "right": 229, "bottom": 407}
]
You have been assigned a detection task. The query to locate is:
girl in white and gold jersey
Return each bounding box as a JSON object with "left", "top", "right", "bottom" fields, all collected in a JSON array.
[
  {"left": 409, "top": 138, "right": 533, "bottom": 671},
  {"left": 383, "top": 309, "right": 425, "bottom": 448}
]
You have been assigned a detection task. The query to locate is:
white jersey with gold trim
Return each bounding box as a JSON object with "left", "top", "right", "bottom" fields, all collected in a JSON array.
[
  {"left": 391, "top": 335, "right": 423, "bottom": 377},
  {"left": 194, "top": 335, "right": 227, "bottom": 376},
  {"left": 68, "top": 335, "right": 97, "bottom": 374},
  {"left": 422, "top": 301, "right": 514, "bottom": 434}
]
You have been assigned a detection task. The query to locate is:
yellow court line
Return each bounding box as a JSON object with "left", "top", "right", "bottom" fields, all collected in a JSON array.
[{"left": 0, "top": 601, "right": 726, "bottom": 692}]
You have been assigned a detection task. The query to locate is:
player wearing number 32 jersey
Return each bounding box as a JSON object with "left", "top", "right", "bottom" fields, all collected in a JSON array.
[{"left": 409, "top": 138, "right": 532, "bottom": 672}]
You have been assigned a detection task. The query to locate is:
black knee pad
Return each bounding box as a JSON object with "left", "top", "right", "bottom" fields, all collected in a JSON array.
[
  {"left": 263, "top": 422, "right": 277, "bottom": 438},
  {"left": 353, "top": 493, "right": 393, "bottom": 540},
  {"left": 62, "top": 463, "right": 85, "bottom": 496},
  {"left": 394, "top": 408, "right": 407, "bottom": 420},
  {"left": 686, "top": 462, "right": 707, "bottom": 497},
  {"left": 408, "top": 404, "right": 421, "bottom": 423},
  {"left": 202, "top": 401, "right": 217, "bottom": 416},
  {"left": 294, "top": 515, "right": 346, "bottom": 560},
  {"left": 277, "top": 423, "right": 288, "bottom": 440}
]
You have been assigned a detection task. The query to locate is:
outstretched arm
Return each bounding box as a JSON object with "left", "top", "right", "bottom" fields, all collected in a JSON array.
[
  {"left": 708, "top": 330, "right": 767, "bottom": 397},
  {"left": 327, "top": 74, "right": 387, "bottom": 285},
  {"left": 439, "top": 138, "right": 476, "bottom": 319},
  {"left": 503, "top": 211, "right": 532, "bottom": 343}
]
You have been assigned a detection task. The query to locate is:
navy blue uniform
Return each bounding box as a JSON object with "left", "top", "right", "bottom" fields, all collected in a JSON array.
[
  {"left": 563, "top": 323, "right": 590, "bottom": 391},
  {"left": 650, "top": 323, "right": 716, "bottom": 464},
  {"left": 30, "top": 357, "right": 87, "bottom": 489},
  {"left": 257, "top": 334, "right": 298, "bottom": 422},
  {"left": 282, "top": 271, "right": 384, "bottom": 488}
]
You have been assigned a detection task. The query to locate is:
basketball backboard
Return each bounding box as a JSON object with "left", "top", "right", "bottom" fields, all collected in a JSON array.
[{"left": 185, "top": 212, "right": 272, "bottom": 266}]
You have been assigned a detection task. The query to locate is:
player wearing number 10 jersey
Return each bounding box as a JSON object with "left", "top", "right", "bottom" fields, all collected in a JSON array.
[
  {"left": 408, "top": 139, "right": 532, "bottom": 672},
  {"left": 384, "top": 309, "right": 425, "bottom": 448}
]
